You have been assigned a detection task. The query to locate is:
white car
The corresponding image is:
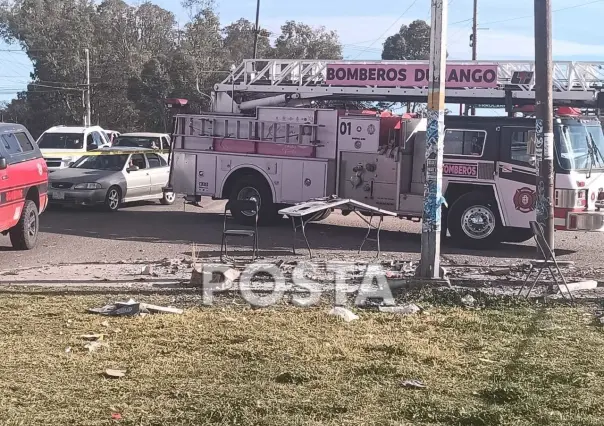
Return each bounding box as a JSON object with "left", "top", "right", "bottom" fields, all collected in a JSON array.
[
  {"left": 37, "top": 125, "right": 111, "bottom": 172},
  {"left": 48, "top": 147, "right": 175, "bottom": 211},
  {"left": 113, "top": 132, "right": 171, "bottom": 161}
]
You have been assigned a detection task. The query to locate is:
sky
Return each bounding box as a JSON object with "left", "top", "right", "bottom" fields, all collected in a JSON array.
[{"left": 1, "top": 0, "right": 604, "bottom": 103}]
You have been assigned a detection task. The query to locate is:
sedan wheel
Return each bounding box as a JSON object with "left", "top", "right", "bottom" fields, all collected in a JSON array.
[{"left": 104, "top": 187, "right": 121, "bottom": 212}]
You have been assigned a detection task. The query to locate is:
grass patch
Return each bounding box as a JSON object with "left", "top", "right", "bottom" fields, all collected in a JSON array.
[{"left": 0, "top": 294, "right": 603, "bottom": 425}]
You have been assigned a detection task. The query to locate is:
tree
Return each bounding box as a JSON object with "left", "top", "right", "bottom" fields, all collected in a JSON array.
[
  {"left": 223, "top": 18, "right": 272, "bottom": 63},
  {"left": 382, "top": 19, "right": 430, "bottom": 60},
  {"left": 273, "top": 21, "right": 342, "bottom": 60}
]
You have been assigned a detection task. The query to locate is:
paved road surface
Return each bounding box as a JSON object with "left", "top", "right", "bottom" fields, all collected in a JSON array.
[{"left": 0, "top": 198, "right": 600, "bottom": 269}]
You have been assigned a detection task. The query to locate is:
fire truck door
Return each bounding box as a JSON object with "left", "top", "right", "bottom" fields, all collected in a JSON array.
[{"left": 495, "top": 126, "right": 537, "bottom": 228}]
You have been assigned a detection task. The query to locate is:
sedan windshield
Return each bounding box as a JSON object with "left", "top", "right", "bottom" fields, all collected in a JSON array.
[
  {"left": 114, "top": 136, "right": 161, "bottom": 149},
  {"left": 38, "top": 133, "right": 84, "bottom": 150},
  {"left": 71, "top": 154, "right": 129, "bottom": 171},
  {"left": 556, "top": 122, "right": 604, "bottom": 171}
]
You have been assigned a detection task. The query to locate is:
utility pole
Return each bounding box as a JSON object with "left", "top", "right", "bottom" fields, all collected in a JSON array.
[
  {"left": 534, "top": 0, "right": 555, "bottom": 250},
  {"left": 419, "top": 0, "right": 448, "bottom": 279},
  {"left": 469, "top": 0, "right": 478, "bottom": 116},
  {"left": 252, "top": 0, "right": 261, "bottom": 60},
  {"left": 85, "top": 48, "right": 91, "bottom": 127}
]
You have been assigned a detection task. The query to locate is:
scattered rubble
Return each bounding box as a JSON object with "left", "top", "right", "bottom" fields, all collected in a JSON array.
[
  {"left": 104, "top": 369, "right": 126, "bottom": 379},
  {"left": 461, "top": 295, "right": 477, "bottom": 307},
  {"left": 378, "top": 304, "right": 421, "bottom": 315},
  {"left": 400, "top": 379, "right": 426, "bottom": 389},
  {"left": 84, "top": 341, "right": 107, "bottom": 353},
  {"left": 328, "top": 307, "right": 359, "bottom": 322},
  {"left": 88, "top": 299, "right": 182, "bottom": 317}
]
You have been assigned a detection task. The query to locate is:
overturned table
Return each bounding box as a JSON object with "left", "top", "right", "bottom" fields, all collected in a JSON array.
[{"left": 278, "top": 198, "right": 397, "bottom": 258}]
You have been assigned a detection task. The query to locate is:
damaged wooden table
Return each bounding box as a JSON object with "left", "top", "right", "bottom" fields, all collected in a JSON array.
[{"left": 278, "top": 198, "right": 397, "bottom": 258}]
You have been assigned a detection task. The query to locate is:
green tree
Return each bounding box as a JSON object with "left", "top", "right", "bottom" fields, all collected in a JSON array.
[
  {"left": 382, "top": 19, "right": 430, "bottom": 60},
  {"left": 273, "top": 21, "right": 342, "bottom": 59},
  {"left": 223, "top": 18, "right": 272, "bottom": 63}
]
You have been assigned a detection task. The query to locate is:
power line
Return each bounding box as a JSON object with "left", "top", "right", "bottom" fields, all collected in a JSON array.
[
  {"left": 351, "top": 0, "right": 419, "bottom": 59},
  {"left": 453, "top": 0, "right": 604, "bottom": 27}
]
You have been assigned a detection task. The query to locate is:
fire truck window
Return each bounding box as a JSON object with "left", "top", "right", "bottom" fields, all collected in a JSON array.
[
  {"left": 444, "top": 129, "right": 486, "bottom": 156},
  {"left": 1, "top": 133, "right": 23, "bottom": 156},
  {"left": 510, "top": 130, "right": 534, "bottom": 164},
  {"left": 15, "top": 133, "right": 34, "bottom": 152}
]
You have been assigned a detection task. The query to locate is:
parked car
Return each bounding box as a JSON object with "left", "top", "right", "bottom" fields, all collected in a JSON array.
[
  {"left": 0, "top": 123, "right": 49, "bottom": 249},
  {"left": 37, "top": 125, "right": 111, "bottom": 172},
  {"left": 48, "top": 147, "right": 175, "bottom": 211},
  {"left": 113, "top": 132, "right": 171, "bottom": 161}
]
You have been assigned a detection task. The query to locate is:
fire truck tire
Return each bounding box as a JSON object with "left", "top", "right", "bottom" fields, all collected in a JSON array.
[
  {"left": 9, "top": 200, "right": 39, "bottom": 250},
  {"left": 230, "top": 175, "right": 277, "bottom": 225},
  {"left": 448, "top": 192, "right": 501, "bottom": 248}
]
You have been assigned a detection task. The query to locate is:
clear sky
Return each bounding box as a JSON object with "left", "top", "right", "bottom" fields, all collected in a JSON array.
[{"left": 1, "top": 0, "right": 604, "bottom": 102}]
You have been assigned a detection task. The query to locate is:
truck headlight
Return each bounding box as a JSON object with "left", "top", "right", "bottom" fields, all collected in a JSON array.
[{"left": 74, "top": 183, "right": 101, "bottom": 190}]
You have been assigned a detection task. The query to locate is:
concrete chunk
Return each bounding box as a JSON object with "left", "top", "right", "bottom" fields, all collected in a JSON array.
[{"left": 378, "top": 304, "right": 421, "bottom": 315}]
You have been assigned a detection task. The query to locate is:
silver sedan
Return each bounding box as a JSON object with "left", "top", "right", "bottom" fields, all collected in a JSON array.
[{"left": 48, "top": 147, "right": 176, "bottom": 211}]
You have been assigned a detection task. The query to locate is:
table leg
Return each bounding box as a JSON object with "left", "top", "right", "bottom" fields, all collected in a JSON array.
[
  {"left": 300, "top": 216, "right": 313, "bottom": 258},
  {"left": 290, "top": 217, "right": 297, "bottom": 255}
]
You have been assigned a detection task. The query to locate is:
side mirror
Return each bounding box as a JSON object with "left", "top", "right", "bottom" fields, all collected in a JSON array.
[
  {"left": 0, "top": 156, "right": 6, "bottom": 170},
  {"left": 87, "top": 144, "right": 98, "bottom": 151},
  {"left": 68, "top": 161, "right": 75, "bottom": 167},
  {"left": 127, "top": 165, "right": 139, "bottom": 172}
]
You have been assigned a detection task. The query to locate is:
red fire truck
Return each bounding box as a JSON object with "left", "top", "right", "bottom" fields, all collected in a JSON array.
[{"left": 166, "top": 59, "right": 604, "bottom": 248}]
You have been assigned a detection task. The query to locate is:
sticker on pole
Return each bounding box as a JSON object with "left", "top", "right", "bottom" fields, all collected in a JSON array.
[{"left": 326, "top": 64, "right": 499, "bottom": 88}]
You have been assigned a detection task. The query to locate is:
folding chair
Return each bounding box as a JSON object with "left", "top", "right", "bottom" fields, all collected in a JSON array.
[
  {"left": 220, "top": 200, "right": 259, "bottom": 263},
  {"left": 517, "top": 221, "right": 574, "bottom": 302}
]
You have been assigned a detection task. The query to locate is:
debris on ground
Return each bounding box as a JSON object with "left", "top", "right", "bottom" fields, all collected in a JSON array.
[
  {"left": 189, "top": 264, "right": 241, "bottom": 289},
  {"left": 80, "top": 333, "right": 105, "bottom": 341},
  {"left": 140, "top": 265, "right": 156, "bottom": 276},
  {"left": 104, "top": 369, "right": 126, "bottom": 379},
  {"left": 489, "top": 268, "right": 511, "bottom": 277},
  {"left": 88, "top": 299, "right": 182, "bottom": 317},
  {"left": 461, "top": 294, "right": 477, "bottom": 307},
  {"left": 101, "top": 321, "right": 109, "bottom": 327},
  {"left": 328, "top": 307, "right": 359, "bottom": 323},
  {"left": 400, "top": 379, "right": 426, "bottom": 389},
  {"left": 378, "top": 304, "right": 421, "bottom": 315},
  {"left": 84, "top": 341, "right": 108, "bottom": 353}
]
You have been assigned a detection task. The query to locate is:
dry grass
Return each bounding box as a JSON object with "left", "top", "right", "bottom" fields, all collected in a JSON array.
[{"left": 1, "top": 294, "right": 604, "bottom": 425}]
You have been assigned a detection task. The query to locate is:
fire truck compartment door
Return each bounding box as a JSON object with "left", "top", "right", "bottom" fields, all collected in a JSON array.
[
  {"left": 281, "top": 160, "right": 327, "bottom": 203},
  {"left": 195, "top": 154, "right": 217, "bottom": 196},
  {"left": 172, "top": 153, "right": 199, "bottom": 195}
]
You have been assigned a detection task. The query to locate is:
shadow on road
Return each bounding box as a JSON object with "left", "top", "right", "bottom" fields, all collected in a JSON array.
[{"left": 34, "top": 206, "right": 576, "bottom": 260}]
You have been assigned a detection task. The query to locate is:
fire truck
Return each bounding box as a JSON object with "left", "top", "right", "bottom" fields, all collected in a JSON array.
[{"left": 166, "top": 59, "right": 604, "bottom": 248}]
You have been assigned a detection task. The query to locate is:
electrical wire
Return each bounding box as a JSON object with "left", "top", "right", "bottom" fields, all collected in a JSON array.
[{"left": 351, "top": 0, "right": 419, "bottom": 59}]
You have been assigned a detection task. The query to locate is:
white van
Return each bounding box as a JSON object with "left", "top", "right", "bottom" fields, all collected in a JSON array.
[{"left": 37, "top": 125, "right": 111, "bottom": 172}]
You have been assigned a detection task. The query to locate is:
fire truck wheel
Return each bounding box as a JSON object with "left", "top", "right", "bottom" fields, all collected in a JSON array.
[
  {"left": 9, "top": 199, "right": 39, "bottom": 250},
  {"left": 230, "top": 175, "right": 277, "bottom": 225},
  {"left": 448, "top": 192, "right": 501, "bottom": 248}
]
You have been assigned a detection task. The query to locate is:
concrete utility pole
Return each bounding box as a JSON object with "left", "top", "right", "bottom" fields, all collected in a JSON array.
[
  {"left": 419, "top": 0, "right": 448, "bottom": 279},
  {"left": 534, "top": 0, "right": 555, "bottom": 250},
  {"left": 468, "top": 0, "right": 478, "bottom": 116},
  {"left": 85, "top": 48, "right": 91, "bottom": 127},
  {"left": 252, "top": 0, "right": 261, "bottom": 60}
]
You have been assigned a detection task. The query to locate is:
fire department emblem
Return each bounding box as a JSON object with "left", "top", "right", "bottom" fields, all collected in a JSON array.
[
  {"left": 367, "top": 124, "right": 376, "bottom": 135},
  {"left": 513, "top": 187, "right": 536, "bottom": 213},
  {"left": 356, "top": 126, "right": 362, "bottom": 133}
]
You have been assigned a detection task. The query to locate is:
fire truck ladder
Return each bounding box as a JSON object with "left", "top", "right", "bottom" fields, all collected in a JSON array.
[{"left": 213, "top": 59, "right": 604, "bottom": 112}]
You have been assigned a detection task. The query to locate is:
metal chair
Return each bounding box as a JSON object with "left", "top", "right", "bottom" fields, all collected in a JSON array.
[
  {"left": 220, "top": 200, "right": 259, "bottom": 262},
  {"left": 517, "top": 221, "right": 574, "bottom": 302}
]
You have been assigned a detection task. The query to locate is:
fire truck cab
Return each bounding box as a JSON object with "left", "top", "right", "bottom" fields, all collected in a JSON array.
[{"left": 167, "top": 59, "right": 604, "bottom": 248}]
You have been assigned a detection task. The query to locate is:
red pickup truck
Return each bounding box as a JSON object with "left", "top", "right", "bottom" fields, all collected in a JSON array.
[{"left": 0, "top": 124, "right": 48, "bottom": 249}]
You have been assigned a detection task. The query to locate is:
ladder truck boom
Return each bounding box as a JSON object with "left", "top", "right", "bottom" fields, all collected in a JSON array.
[{"left": 213, "top": 59, "right": 604, "bottom": 113}]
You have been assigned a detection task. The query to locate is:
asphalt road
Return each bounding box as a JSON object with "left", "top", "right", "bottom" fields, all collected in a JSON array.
[{"left": 0, "top": 198, "right": 600, "bottom": 269}]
